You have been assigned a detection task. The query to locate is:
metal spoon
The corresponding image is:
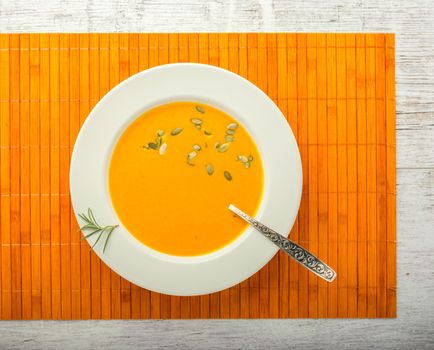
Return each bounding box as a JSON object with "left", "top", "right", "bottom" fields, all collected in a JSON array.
[{"left": 229, "top": 204, "right": 336, "bottom": 282}]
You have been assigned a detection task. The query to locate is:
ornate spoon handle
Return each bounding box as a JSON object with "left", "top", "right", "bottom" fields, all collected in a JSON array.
[{"left": 229, "top": 204, "right": 336, "bottom": 282}]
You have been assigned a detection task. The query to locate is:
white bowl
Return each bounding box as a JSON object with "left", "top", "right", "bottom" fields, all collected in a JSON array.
[{"left": 70, "top": 63, "right": 302, "bottom": 296}]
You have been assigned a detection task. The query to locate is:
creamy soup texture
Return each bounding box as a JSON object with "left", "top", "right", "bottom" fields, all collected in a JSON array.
[{"left": 109, "top": 101, "right": 264, "bottom": 256}]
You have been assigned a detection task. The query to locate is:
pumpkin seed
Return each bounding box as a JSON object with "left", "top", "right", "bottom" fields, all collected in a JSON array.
[
  {"left": 237, "top": 155, "right": 248, "bottom": 163},
  {"left": 227, "top": 123, "right": 238, "bottom": 130},
  {"left": 159, "top": 143, "right": 167, "bottom": 155},
  {"left": 187, "top": 151, "right": 197, "bottom": 166},
  {"left": 157, "top": 130, "right": 165, "bottom": 137},
  {"left": 196, "top": 105, "right": 205, "bottom": 114},
  {"left": 224, "top": 171, "right": 232, "bottom": 181},
  {"left": 193, "top": 144, "right": 201, "bottom": 152},
  {"left": 214, "top": 142, "right": 221, "bottom": 149},
  {"left": 244, "top": 162, "right": 251, "bottom": 169},
  {"left": 225, "top": 135, "right": 234, "bottom": 142},
  {"left": 171, "top": 127, "right": 183, "bottom": 136},
  {"left": 204, "top": 130, "right": 212, "bottom": 136},
  {"left": 156, "top": 136, "right": 163, "bottom": 147},
  {"left": 191, "top": 118, "right": 203, "bottom": 125},
  {"left": 248, "top": 155, "right": 254, "bottom": 161},
  {"left": 217, "top": 143, "right": 230, "bottom": 153},
  {"left": 188, "top": 151, "right": 197, "bottom": 159},
  {"left": 148, "top": 142, "right": 158, "bottom": 150},
  {"left": 206, "top": 163, "right": 214, "bottom": 175},
  {"left": 226, "top": 129, "right": 235, "bottom": 135}
]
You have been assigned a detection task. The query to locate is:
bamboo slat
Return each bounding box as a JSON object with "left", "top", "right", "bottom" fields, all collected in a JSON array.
[
  {"left": 29, "top": 33, "right": 42, "bottom": 319},
  {"left": 135, "top": 33, "right": 151, "bottom": 319},
  {"left": 345, "top": 33, "right": 358, "bottom": 318},
  {"left": 50, "top": 33, "right": 61, "bottom": 320},
  {"left": 19, "top": 34, "right": 31, "bottom": 320},
  {"left": 258, "top": 33, "right": 270, "bottom": 318},
  {"left": 287, "top": 33, "right": 299, "bottom": 318},
  {"left": 277, "top": 33, "right": 289, "bottom": 318},
  {"left": 228, "top": 33, "right": 240, "bottom": 319},
  {"left": 296, "top": 33, "right": 309, "bottom": 318},
  {"left": 356, "top": 34, "right": 368, "bottom": 317},
  {"left": 336, "top": 34, "right": 348, "bottom": 318},
  {"left": 108, "top": 33, "right": 121, "bottom": 319},
  {"left": 366, "top": 33, "right": 377, "bottom": 318},
  {"left": 78, "top": 33, "right": 90, "bottom": 319},
  {"left": 316, "top": 33, "right": 328, "bottom": 318},
  {"left": 0, "top": 34, "right": 11, "bottom": 320},
  {"left": 59, "top": 33, "right": 71, "bottom": 320},
  {"left": 307, "top": 33, "right": 318, "bottom": 318},
  {"left": 10, "top": 34, "right": 21, "bottom": 320},
  {"left": 128, "top": 33, "right": 141, "bottom": 320},
  {"left": 89, "top": 33, "right": 100, "bottom": 319},
  {"left": 119, "top": 33, "right": 132, "bottom": 320},
  {"left": 69, "top": 33, "right": 81, "bottom": 319},
  {"left": 385, "top": 34, "right": 396, "bottom": 318},
  {"left": 247, "top": 33, "right": 260, "bottom": 318},
  {"left": 326, "top": 33, "right": 338, "bottom": 318}
]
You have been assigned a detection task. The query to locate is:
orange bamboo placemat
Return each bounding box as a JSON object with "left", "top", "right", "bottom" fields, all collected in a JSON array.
[{"left": 0, "top": 33, "right": 396, "bottom": 319}]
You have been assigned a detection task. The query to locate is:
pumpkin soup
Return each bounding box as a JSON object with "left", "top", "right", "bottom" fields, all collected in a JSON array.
[{"left": 109, "top": 101, "right": 264, "bottom": 256}]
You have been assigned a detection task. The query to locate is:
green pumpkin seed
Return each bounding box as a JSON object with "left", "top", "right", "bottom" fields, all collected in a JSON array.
[
  {"left": 187, "top": 151, "right": 197, "bottom": 166},
  {"left": 204, "top": 130, "right": 212, "bottom": 136},
  {"left": 225, "top": 135, "right": 234, "bottom": 142},
  {"left": 244, "top": 162, "right": 251, "bottom": 169},
  {"left": 157, "top": 130, "right": 165, "bottom": 137},
  {"left": 191, "top": 118, "right": 203, "bottom": 125},
  {"left": 206, "top": 163, "right": 214, "bottom": 175},
  {"left": 226, "top": 129, "right": 235, "bottom": 135},
  {"left": 148, "top": 142, "right": 158, "bottom": 150},
  {"left": 214, "top": 142, "right": 221, "bottom": 149},
  {"left": 227, "top": 123, "right": 238, "bottom": 130},
  {"left": 248, "top": 155, "right": 254, "bottom": 161},
  {"left": 193, "top": 144, "right": 201, "bottom": 152},
  {"left": 224, "top": 171, "right": 232, "bottom": 181},
  {"left": 237, "top": 155, "right": 248, "bottom": 163},
  {"left": 196, "top": 105, "right": 205, "bottom": 114},
  {"left": 217, "top": 143, "right": 230, "bottom": 153},
  {"left": 188, "top": 151, "right": 197, "bottom": 159},
  {"left": 171, "top": 127, "right": 183, "bottom": 136},
  {"left": 156, "top": 136, "right": 163, "bottom": 147}
]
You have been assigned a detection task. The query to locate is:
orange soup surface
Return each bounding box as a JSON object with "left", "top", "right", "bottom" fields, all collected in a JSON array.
[{"left": 109, "top": 102, "right": 264, "bottom": 256}]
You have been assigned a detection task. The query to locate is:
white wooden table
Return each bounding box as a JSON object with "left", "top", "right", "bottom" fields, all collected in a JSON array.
[{"left": 1, "top": 0, "right": 433, "bottom": 349}]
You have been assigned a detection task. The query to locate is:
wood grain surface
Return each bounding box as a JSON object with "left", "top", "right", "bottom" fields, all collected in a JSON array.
[
  {"left": 0, "top": 32, "right": 396, "bottom": 320},
  {"left": 0, "top": 0, "right": 433, "bottom": 349}
]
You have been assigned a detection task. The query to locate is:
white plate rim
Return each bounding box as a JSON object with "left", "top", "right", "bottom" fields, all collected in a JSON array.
[{"left": 70, "top": 63, "right": 302, "bottom": 296}]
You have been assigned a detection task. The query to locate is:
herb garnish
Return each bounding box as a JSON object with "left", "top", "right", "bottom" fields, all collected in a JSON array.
[{"left": 78, "top": 208, "right": 118, "bottom": 253}]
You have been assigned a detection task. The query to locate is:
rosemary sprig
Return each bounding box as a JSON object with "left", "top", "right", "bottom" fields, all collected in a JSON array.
[{"left": 78, "top": 208, "right": 118, "bottom": 253}]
